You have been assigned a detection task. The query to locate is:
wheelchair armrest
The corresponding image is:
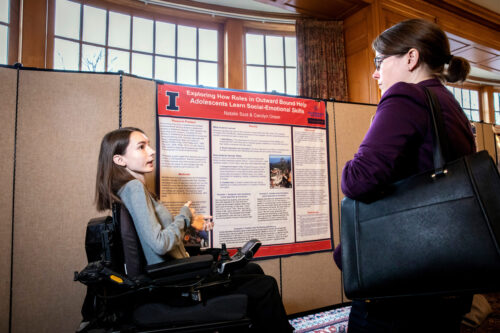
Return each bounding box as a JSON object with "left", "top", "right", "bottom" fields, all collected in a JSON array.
[
  {"left": 199, "top": 247, "right": 221, "bottom": 261},
  {"left": 185, "top": 245, "right": 221, "bottom": 262},
  {"left": 146, "top": 254, "right": 214, "bottom": 281},
  {"left": 74, "top": 261, "right": 137, "bottom": 287},
  {"left": 185, "top": 244, "right": 202, "bottom": 256}
]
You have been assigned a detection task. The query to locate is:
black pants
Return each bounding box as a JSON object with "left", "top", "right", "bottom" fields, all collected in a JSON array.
[
  {"left": 214, "top": 263, "right": 294, "bottom": 333},
  {"left": 348, "top": 295, "right": 472, "bottom": 333}
]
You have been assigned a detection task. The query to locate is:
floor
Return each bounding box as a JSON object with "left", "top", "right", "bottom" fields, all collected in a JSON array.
[{"left": 461, "top": 293, "right": 500, "bottom": 333}]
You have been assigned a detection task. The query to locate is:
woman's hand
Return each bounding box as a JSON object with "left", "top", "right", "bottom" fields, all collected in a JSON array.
[
  {"left": 191, "top": 214, "right": 214, "bottom": 231},
  {"left": 184, "top": 201, "right": 214, "bottom": 231}
]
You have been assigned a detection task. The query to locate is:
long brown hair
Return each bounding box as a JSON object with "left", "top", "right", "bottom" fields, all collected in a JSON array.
[
  {"left": 95, "top": 127, "right": 144, "bottom": 211},
  {"left": 372, "top": 19, "right": 470, "bottom": 83}
]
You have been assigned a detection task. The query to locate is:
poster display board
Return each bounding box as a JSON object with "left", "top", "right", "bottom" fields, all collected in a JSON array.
[{"left": 157, "top": 83, "right": 332, "bottom": 257}]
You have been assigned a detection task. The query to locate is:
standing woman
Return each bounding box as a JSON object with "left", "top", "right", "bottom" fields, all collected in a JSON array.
[{"left": 340, "top": 19, "right": 475, "bottom": 332}]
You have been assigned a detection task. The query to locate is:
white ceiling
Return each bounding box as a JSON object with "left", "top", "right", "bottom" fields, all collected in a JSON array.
[
  {"left": 190, "top": 0, "right": 292, "bottom": 13},
  {"left": 469, "top": 66, "right": 500, "bottom": 83},
  {"left": 469, "top": 0, "right": 500, "bottom": 14}
]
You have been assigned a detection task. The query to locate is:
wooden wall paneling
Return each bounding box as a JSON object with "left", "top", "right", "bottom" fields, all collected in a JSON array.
[
  {"left": 480, "top": 86, "right": 495, "bottom": 124},
  {"left": 0, "top": 67, "right": 18, "bottom": 333},
  {"left": 256, "top": 0, "right": 368, "bottom": 20},
  {"left": 12, "top": 70, "right": 119, "bottom": 332},
  {"left": 344, "top": 6, "right": 378, "bottom": 104},
  {"left": 375, "top": 0, "right": 500, "bottom": 53},
  {"left": 379, "top": 0, "right": 436, "bottom": 31},
  {"left": 346, "top": 50, "right": 374, "bottom": 104},
  {"left": 224, "top": 20, "right": 245, "bottom": 90},
  {"left": 282, "top": 252, "right": 342, "bottom": 314},
  {"left": 343, "top": 0, "right": 500, "bottom": 106},
  {"left": 20, "top": 0, "right": 48, "bottom": 68},
  {"left": 422, "top": 0, "right": 500, "bottom": 32},
  {"left": 8, "top": 0, "right": 20, "bottom": 65}
]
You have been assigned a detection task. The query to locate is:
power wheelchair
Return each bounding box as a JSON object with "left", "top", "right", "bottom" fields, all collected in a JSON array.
[{"left": 74, "top": 203, "right": 262, "bottom": 333}]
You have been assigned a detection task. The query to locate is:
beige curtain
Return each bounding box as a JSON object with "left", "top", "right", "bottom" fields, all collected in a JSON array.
[{"left": 296, "top": 19, "right": 348, "bottom": 101}]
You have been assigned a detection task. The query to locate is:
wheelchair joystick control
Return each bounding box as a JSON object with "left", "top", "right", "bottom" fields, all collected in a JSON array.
[
  {"left": 220, "top": 243, "right": 230, "bottom": 261},
  {"left": 217, "top": 239, "right": 262, "bottom": 274}
]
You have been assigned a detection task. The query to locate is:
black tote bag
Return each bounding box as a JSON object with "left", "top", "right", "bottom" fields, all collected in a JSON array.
[{"left": 340, "top": 87, "right": 500, "bottom": 300}]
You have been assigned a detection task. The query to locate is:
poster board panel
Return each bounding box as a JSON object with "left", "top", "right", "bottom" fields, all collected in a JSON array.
[
  {"left": 333, "top": 102, "right": 377, "bottom": 203},
  {"left": 282, "top": 252, "right": 342, "bottom": 314},
  {"left": 256, "top": 258, "right": 282, "bottom": 293},
  {"left": 480, "top": 123, "right": 497, "bottom": 161},
  {"left": 326, "top": 102, "right": 341, "bottom": 253},
  {"left": 333, "top": 101, "right": 376, "bottom": 302},
  {"left": 472, "top": 121, "right": 485, "bottom": 151},
  {"left": 12, "top": 70, "right": 119, "bottom": 333},
  {"left": 0, "top": 66, "right": 17, "bottom": 333},
  {"left": 121, "top": 76, "right": 157, "bottom": 193}
]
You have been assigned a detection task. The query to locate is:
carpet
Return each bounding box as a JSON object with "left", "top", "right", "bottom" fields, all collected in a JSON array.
[{"left": 289, "top": 305, "right": 351, "bottom": 333}]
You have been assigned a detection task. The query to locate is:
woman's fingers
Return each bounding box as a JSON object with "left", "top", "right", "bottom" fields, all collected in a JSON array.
[
  {"left": 191, "top": 215, "right": 214, "bottom": 231},
  {"left": 202, "top": 216, "right": 213, "bottom": 231},
  {"left": 204, "top": 221, "right": 214, "bottom": 231},
  {"left": 184, "top": 202, "right": 214, "bottom": 231}
]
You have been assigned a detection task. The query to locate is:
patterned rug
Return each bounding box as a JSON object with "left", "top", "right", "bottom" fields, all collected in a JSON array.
[{"left": 289, "top": 305, "right": 351, "bottom": 333}]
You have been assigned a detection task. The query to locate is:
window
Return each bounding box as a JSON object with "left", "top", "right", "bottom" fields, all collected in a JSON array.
[
  {"left": 52, "top": 0, "right": 219, "bottom": 86},
  {"left": 0, "top": 0, "right": 10, "bottom": 64},
  {"left": 446, "top": 86, "right": 480, "bottom": 121},
  {"left": 494, "top": 92, "right": 500, "bottom": 125},
  {"left": 245, "top": 32, "right": 297, "bottom": 95}
]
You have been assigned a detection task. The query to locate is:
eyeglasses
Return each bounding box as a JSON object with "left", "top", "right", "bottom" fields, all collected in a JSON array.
[{"left": 374, "top": 55, "right": 391, "bottom": 71}]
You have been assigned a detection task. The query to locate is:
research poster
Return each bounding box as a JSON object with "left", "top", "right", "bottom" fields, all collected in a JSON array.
[{"left": 157, "top": 83, "right": 332, "bottom": 257}]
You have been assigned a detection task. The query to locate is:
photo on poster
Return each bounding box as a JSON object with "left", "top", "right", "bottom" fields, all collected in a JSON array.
[{"left": 269, "top": 155, "right": 292, "bottom": 189}]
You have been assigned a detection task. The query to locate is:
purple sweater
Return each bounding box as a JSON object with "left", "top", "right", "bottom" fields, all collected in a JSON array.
[
  {"left": 334, "top": 78, "right": 475, "bottom": 269},
  {"left": 341, "top": 78, "right": 475, "bottom": 199}
]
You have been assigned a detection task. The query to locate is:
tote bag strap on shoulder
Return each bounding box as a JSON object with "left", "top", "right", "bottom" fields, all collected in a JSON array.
[{"left": 422, "top": 86, "right": 450, "bottom": 176}]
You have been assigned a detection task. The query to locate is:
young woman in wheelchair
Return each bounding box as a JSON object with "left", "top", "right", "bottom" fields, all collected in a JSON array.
[{"left": 95, "top": 127, "right": 293, "bottom": 332}]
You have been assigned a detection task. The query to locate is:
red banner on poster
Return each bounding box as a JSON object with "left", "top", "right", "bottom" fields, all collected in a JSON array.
[{"left": 158, "top": 84, "right": 326, "bottom": 127}]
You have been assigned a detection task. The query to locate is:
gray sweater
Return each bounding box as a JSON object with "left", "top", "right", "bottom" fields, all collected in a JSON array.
[{"left": 118, "top": 179, "right": 192, "bottom": 265}]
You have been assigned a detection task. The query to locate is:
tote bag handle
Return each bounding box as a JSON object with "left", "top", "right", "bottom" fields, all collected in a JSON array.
[{"left": 423, "top": 87, "right": 451, "bottom": 176}]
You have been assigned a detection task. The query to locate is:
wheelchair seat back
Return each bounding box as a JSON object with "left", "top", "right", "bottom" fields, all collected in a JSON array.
[{"left": 113, "top": 203, "right": 147, "bottom": 279}]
